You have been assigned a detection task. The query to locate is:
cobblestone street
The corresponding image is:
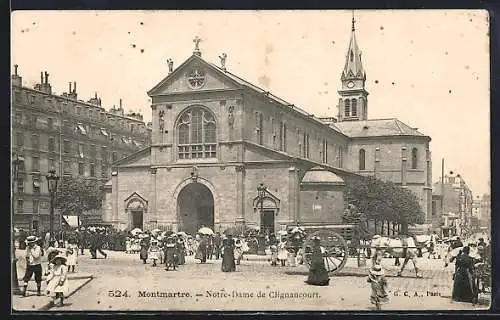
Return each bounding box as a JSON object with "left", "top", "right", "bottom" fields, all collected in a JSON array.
[{"left": 44, "top": 250, "right": 489, "bottom": 311}]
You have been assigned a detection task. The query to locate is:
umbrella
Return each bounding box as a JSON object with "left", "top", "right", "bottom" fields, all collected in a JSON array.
[
  {"left": 198, "top": 227, "right": 214, "bottom": 235},
  {"left": 176, "top": 232, "right": 188, "bottom": 237},
  {"left": 277, "top": 230, "right": 288, "bottom": 236},
  {"left": 161, "top": 231, "right": 174, "bottom": 237},
  {"left": 131, "top": 228, "right": 142, "bottom": 236}
]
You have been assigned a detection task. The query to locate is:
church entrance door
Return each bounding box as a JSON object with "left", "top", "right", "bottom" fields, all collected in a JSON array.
[
  {"left": 261, "top": 210, "right": 275, "bottom": 235},
  {"left": 177, "top": 182, "right": 214, "bottom": 235},
  {"left": 131, "top": 210, "right": 143, "bottom": 230}
]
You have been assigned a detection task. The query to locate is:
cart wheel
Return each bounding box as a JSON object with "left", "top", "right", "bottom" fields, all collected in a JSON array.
[{"left": 302, "top": 230, "right": 348, "bottom": 274}]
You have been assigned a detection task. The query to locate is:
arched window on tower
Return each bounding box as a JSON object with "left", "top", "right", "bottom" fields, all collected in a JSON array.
[
  {"left": 359, "top": 148, "right": 366, "bottom": 170},
  {"left": 177, "top": 106, "right": 217, "bottom": 159},
  {"left": 351, "top": 99, "right": 357, "bottom": 117},
  {"left": 350, "top": 51, "right": 354, "bottom": 62},
  {"left": 344, "top": 99, "right": 350, "bottom": 117},
  {"left": 411, "top": 148, "right": 418, "bottom": 169}
]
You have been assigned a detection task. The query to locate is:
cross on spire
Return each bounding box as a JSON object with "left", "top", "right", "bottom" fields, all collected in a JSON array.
[
  {"left": 193, "top": 36, "right": 202, "bottom": 57},
  {"left": 352, "top": 10, "right": 356, "bottom": 31}
]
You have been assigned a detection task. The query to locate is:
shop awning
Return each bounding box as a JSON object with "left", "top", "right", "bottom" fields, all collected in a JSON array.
[{"left": 63, "top": 215, "right": 80, "bottom": 228}]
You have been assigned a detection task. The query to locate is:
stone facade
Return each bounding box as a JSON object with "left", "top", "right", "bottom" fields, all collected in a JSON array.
[{"left": 104, "top": 24, "right": 432, "bottom": 233}]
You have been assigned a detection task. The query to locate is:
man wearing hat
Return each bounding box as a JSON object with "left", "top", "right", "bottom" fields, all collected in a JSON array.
[{"left": 22, "top": 235, "right": 43, "bottom": 296}]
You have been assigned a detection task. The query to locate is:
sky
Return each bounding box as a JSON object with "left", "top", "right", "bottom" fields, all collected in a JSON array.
[{"left": 11, "top": 10, "right": 490, "bottom": 197}]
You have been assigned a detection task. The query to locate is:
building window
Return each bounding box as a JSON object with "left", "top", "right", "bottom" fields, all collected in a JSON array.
[
  {"left": 101, "top": 147, "right": 108, "bottom": 162},
  {"left": 17, "top": 178, "right": 24, "bottom": 193},
  {"left": 14, "top": 92, "right": 21, "bottom": 103},
  {"left": 16, "top": 132, "right": 24, "bottom": 146},
  {"left": 90, "top": 163, "right": 95, "bottom": 177},
  {"left": 63, "top": 140, "right": 71, "bottom": 154},
  {"left": 282, "top": 123, "right": 287, "bottom": 152},
  {"left": 48, "top": 158, "right": 56, "bottom": 172},
  {"left": 48, "top": 137, "right": 56, "bottom": 152},
  {"left": 76, "top": 107, "right": 81, "bottom": 115},
  {"left": 351, "top": 99, "right": 357, "bottom": 117},
  {"left": 30, "top": 115, "right": 37, "bottom": 127},
  {"left": 47, "top": 118, "right": 53, "bottom": 130},
  {"left": 350, "top": 50, "right": 354, "bottom": 62},
  {"left": 177, "top": 106, "right": 217, "bottom": 159},
  {"left": 337, "top": 146, "right": 343, "bottom": 168},
  {"left": 63, "top": 160, "right": 71, "bottom": 174},
  {"left": 359, "top": 148, "right": 366, "bottom": 170},
  {"left": 322, "top": 139, "right": 328, "bottom": 163},
  {"left": 303, "top": 133, "right": 309, "bottom": 158},
  {"left": 112, "top": 152, "right": 118, "bottom": 162},
  {"left": 255, "top": 112, "right": 263, "bottom": 145},
  {"left": 344, "top": 100, "right": 350, "bottom": 117},
  {"left": 33, "top": 200, "right": 39, "bottom": 213},
  {"left": 32, "top": 157, "right": 40, "bottom": 172},
  {"left": 78, "top": 163, "right": 85, "bottom": 176},
  {"left": 33, "top": 177, "right": 41, "bottom": 193},
  {"left": 411, "top": 148, "right": 418, "bottom": 169},
  {"left": 29, "top": 95, "right": 35, "bottom": 104},
  {"left": 90, "top": 145, "right": 97, "bottom": 158},
  {"left": 15, "top": 111, "right": 22, "bottom": 124},
  {"left": 101, "top": 166, "right": 108, "bottom": 178},
  {"left": 78, "top": 144, "right": 85, "bottom": 158},
  {"left": 31, "top": 134, "right": 40, "bottom": 149},
  {"left": 17, "top": 199, "right": 23, "bottom": 213}
]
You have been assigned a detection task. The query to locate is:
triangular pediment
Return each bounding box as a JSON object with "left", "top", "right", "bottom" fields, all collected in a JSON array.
[
  {"left": 148, "top": 55, "right": 241, "bottom": 96},
  {"left": 114, "top": 147, "right": 151, "bottom": 167}
]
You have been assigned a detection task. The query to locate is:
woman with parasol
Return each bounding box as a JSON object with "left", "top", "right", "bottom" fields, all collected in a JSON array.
[
  {"left": 196, "top": 227, "right": 213, "bottom": 263},
  {"left": 221, "top": 235, "right": 236, "bottom": 272}
]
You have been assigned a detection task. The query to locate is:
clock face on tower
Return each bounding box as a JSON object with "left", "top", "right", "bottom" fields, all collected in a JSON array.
[{"left": 347, "top": 81, "right": 355, "bottom": 88}]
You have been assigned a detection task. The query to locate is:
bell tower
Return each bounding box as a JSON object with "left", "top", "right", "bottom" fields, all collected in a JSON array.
[{"left": 337, "top": 14, "right": 369, "bottom": 122}]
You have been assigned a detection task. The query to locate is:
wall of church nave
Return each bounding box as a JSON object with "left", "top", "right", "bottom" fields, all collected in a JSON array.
[
  {"left": 241, "top": 94, "right": 349, "bottom": 166},
  {"left": 298, "top": 187, "right": 345, "bottom": 225},
  {"left": 111, "top": 167, "right": 153, "bottom": 230},
  {"left": 243, "top": 165, "right": 294, "bottom": 229}
]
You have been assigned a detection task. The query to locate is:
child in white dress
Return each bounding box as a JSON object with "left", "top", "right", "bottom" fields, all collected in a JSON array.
[
  {"left": 45, "top": 254, "right": 69, "bottom": 307},
  {"left": 66, "top": 238, "right": 78, "bottom": 273},
  {"left": 148, "top": 240, "right": 161, "bottom": 266}
]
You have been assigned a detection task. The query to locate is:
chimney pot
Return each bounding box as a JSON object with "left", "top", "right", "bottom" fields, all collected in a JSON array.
[
  {"left": 41, "top": 72, "right": 44, "bottom": 84},
  {"left": 69, "top": 82, "right": 72, "bottom": 93},
  {"left": 44, "top": 71, "right": 49, "bottom": 84},
  {"left": 73, "top": 81, "right": 76, "bottom": 93},
  {"left": 119, "top": 99, "right": 122, "bottom": 109},
  {"left": 14, "top": 65, "right": 18, "bottom": 75}
]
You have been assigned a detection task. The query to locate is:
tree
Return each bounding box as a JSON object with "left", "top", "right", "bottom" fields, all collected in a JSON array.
[
  {"left": 345, "top": 176, "right": 424, "bottom": 234},
  {"left": 55, "top": 176, "right": 104, "bottom": 226}
]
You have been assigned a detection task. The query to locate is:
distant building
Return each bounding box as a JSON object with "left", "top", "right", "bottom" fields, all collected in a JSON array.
[
  {"left": 11, "top": 66, "right": 152, "bottom": 232},
  {"left": 432, "top": 172, "right": 474, "bottom": 237},
  {"left": 479, "top": 193, "right": 491, "bottom": 232}
]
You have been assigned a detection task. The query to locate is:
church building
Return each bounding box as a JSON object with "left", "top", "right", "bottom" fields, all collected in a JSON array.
[{"left": 102, "top": 20, "right": 432, "bottom": 234}]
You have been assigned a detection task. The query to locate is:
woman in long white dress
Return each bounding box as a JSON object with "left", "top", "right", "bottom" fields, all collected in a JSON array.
[
  {"left": 66, "top": 238, "right": 78, "bottom": 273},
  {"left": 45, "top": 254, "right": 69, "bottom": 307}
]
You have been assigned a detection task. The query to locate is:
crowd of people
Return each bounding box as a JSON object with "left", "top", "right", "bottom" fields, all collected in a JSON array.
[{"left": 14, "top": 223, "right": 491, "bottom": 309}]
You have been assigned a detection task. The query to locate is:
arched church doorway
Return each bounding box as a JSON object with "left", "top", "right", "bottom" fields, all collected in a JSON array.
[{"left": 177, "top": 182, "right": 214, "bottom": 235}]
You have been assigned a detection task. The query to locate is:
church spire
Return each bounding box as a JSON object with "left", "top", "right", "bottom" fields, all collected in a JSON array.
[
  {"left": 337, "top": 13, "right": 369, "bottom": 122},
  {"left": 342, "top": 13, "right": 365, "bottom": 81}
]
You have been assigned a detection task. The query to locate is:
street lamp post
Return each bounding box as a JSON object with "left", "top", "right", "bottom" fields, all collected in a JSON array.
[
  {"left": 12, "top": 153, "right": 24, "bottom": 295},
  {"left": 46, "top": 169, "right": 60, "bottom": 242},
  {"left": 257, "top": 183, "right": 267, "bottom": 255}
]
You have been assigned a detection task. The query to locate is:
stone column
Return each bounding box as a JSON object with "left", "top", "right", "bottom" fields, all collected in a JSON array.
[
  {"left": 235, "top": 165, "right": 245, "bottom": 227},
  {"left": 374, "top": 147, "right": 380, "bottom": 178},
  {"left": 151, "top": 167, "right": 158, "bottom": 228},
  {"left": 288, "top": 167, "right": 300, "bottom": 223},
  {"left": 111, "top": 171, "right": 120, "bottom": 225},
  {"left": 401, "top": 146, "right": 407, "bottom": 188}
]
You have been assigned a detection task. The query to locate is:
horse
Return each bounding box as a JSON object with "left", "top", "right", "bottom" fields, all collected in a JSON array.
[{"left": 370, "top": 235, "right": 423, "bottom": 278}]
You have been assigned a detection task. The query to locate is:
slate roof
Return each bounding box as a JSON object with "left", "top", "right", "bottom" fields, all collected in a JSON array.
[
  {"left": 301, "top": 166, "right": 345, "bottom": 185},
  {"left": 335, "top": 118, "right": 429, "bottom": 139}
]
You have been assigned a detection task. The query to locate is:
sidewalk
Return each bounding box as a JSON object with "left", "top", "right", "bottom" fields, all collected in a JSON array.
[{"left": 12, "top": 272, "right": 94, "bottom": 311}]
